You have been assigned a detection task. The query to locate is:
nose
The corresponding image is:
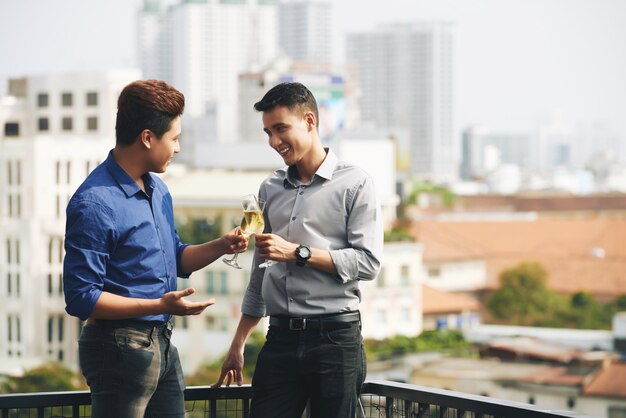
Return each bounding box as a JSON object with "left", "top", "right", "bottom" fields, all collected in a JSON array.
[
  {"left": 174, "top": 141, "right": 180, "bottom": 153},
  {"left": 269, "top": 135, "right": 282, "bottom": 149}
]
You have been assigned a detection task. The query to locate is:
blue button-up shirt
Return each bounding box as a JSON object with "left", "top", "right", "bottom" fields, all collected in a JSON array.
[{"left": 63, "top": 151, "right": 189, "bottom": 322}]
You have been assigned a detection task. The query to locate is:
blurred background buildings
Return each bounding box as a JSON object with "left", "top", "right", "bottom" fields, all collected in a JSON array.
[{"left": 1, "top": 0, "right": 626, "bottom": 415}]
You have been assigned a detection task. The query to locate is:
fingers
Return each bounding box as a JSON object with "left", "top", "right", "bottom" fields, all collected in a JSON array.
[
  {"left": 177, "top": 287, "right": 195, "bottom": 298},
  {"left": 190, "top": 298, "right": 216, "bottom": 313},
  {"left": 211, "top": 369, "right": 228, "bottom": 388}
]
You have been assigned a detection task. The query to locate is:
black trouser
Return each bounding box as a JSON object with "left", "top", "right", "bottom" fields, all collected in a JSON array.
[{"left": 250, "top": 319, "right": 366, "bottom": 418}]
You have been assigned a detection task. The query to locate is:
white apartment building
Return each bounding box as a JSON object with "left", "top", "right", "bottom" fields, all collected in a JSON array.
[
  {"left": 0, "top": 70, "right": 141, "bottom": 373},
  {"left": 277, "top": 0, "right": 332, "bottom": 66},
  {"left": 138, "top": 0, "right": 278, "bottom": 144},
  {"left": 346, "top": 22, "right": 455, "bottom": 183}
]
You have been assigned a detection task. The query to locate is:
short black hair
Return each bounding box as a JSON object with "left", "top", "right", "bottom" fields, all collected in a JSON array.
[{"left": 253, "top": 82, "right": 319, "bottom": 127}]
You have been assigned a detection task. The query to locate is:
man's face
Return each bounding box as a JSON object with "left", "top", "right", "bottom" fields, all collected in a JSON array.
[
  {"left": 262, "top": 105, "right": 313, "bottom": 166},
  {"left": 149, "top": 115, "right": 181, "bottom": 173}
]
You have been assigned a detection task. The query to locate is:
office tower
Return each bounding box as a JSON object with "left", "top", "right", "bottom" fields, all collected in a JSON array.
[
  {"left": 277, "top": 0, "right": 332, "bottom": 66},
  {"left": 347, "top": 22, "right": 455, "bottom": 183},
  {"left": 0, "top": 70, "right": 140, "bottom": 370},
  {"left": 461, "top": 125, "right": 530, "bottom": 180},
  {"left": 138, "top": 0, "right": 278, "bottom": 143}
]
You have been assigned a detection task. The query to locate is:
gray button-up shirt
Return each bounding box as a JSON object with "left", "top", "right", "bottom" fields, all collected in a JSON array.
[{"left": 241, "top": 149, "right": 383, "bottom": 317}]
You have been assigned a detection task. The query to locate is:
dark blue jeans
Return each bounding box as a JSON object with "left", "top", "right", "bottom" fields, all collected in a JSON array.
[
  {"left": 250, "top": 322, "right": 366, "bottom": 418},
  {"left": 78, "top": 321, "right": 185, "bottom": 418}
]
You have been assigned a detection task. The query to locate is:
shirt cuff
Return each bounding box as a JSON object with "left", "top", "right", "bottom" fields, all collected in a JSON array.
[{"left": 329, "top": 248, "right": 358, "bottom": 284}]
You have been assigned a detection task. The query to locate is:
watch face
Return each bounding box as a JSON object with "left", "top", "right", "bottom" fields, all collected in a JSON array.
[{"left": 297, "top": 245, "right": 311, "bottom": 259}]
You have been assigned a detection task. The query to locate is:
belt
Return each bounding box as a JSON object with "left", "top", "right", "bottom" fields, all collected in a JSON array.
[
  {"left": 269, "top": 311, "right": 361, "bottom": 331},
  {"left": 86, "top": 318, "right": 171, "bottom": 331}
]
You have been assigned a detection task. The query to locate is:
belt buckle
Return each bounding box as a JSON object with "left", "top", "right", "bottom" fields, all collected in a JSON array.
[{"left": 289, "top": 318, "right": 307, "bottom": 330}]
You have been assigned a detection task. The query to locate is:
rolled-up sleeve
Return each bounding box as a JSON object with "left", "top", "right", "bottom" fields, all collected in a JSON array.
[
  {"left": 63, "top": 199, "right": 115, "bottom": 320},
  {"left": 330, "top": 176, "right": 383, "bottom": 284}
]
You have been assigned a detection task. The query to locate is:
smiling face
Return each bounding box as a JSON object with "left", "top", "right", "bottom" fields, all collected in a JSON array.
[
  {"left": 262, "top": 105, "right": 316, "bottom": 166},
  {"left": 147, "top": 115, "right": 181, "bottom": 173}
]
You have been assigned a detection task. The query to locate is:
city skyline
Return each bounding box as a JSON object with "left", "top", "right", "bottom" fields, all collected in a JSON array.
[{"left": 1, "top": 0, "right": 625, "bottom": 153}]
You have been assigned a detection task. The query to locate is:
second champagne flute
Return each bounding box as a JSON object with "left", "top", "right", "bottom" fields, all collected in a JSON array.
[{"left": 223, "top": 194, "right": 265, "bottom": 269}]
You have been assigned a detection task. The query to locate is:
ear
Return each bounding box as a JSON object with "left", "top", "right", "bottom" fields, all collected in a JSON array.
[
  {"left": 139, "top": 129, "right": 153, "bottom": 149},
  {"left": 304, "top": 112, "right": 317, "bottom": 132}
]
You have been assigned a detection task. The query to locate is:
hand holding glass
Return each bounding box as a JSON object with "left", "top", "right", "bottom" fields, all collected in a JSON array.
[{"left": 223, "top": 195, "right": 265, "bottom": 269}]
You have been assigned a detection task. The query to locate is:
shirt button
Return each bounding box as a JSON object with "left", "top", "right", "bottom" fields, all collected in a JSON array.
[
  {"left": 162, "top": 250, "right": 166, "bottom": 254},
  {"left": 291, "top": 217, "right": 296, "bottom": 221},
  {"left": 299, "top": 191, "right": 304, "bottom": 195},
  {"left": 289, "top": 298, "right": 294, "bottom": 303}
]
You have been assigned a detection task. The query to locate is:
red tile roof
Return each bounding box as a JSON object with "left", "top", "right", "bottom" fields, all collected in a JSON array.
[
  {"left": 411, "top": 217, "right": 626, "bottom": 298},
  {"left": 422, "top": 285, "right": 480, "bottom": 314},
  {"left": 583, "top": 361, "right": 626, "bottom": 398}
]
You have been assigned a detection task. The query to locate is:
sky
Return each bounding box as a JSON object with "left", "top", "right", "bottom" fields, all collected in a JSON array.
[{"left": 1, "top": 0, "right": 625, "bottom": 142}]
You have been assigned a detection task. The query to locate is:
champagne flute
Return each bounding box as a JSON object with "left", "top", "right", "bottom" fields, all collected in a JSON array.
[{"left": 223, "top": 194, "right": 265, "bottom": 269}]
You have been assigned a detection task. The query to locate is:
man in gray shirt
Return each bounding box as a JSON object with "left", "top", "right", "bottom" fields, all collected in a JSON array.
[{"left": 213, "top": 82, "right": 383, "bottom": 418}]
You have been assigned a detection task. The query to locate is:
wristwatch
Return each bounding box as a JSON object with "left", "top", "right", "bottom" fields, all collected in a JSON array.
[{"left": 295, "top": 244, "right": 312, "bottom": 267}]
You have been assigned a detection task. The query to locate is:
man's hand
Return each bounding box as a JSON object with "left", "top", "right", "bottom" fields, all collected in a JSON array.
[
  {"left": 255, "top": 233, "right": 297, "bottom": 262},
  {"left": 160, "top": 288, "right": 214, "bottom": 316},
  {"left": 221, "top": 227, "right": 249, "bottom": 255},
  {"left": 212, "top": 346, "right": 245, "bottom": 388}
]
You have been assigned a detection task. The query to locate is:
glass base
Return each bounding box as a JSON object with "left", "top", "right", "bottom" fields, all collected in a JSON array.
[
  {"left": 258, "top": 260, "right": 275, "bottom": 269},
  {"left": 223, "top": 257, "right": 243, "bottom": 269}
]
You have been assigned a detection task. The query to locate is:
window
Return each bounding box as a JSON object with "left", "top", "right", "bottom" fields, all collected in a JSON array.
[
  {"left": 62, "top": 117, "right": 73, "bottom": 131},
  {"left": 38, "top": 117, "right": 49, "bottom": 131},
  {"left": 38, "top": 93, "right": 49, "bottom": 107},
  {"left": 400, "top": 265, "right": 410, "bottom": 285},
  {"left": 220, "top": 272, "right": 228, "bottom": 294},
  {"left": 87, "top": 116, "right": 98, "bottom": 131},
  {"left": 428, "top": 267, "right": 441, "bottom": 278},
  {"left": 609, "top": 407, "right": 626, "bottom": 418},
  {"left": 206, "top": 271, "right": 214, "bottom": 293},
  {"left": 86, "top": 92, "right": 98, "bottom": 106},
  {"left": 4, "top": 122, "right": 19, "bottom": 137},
  {"left": 61, "top": 92, "right": 72, "bottom": 107}
]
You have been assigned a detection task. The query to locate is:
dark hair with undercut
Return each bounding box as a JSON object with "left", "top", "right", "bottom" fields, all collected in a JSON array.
[
  {"left": 115, "top": 79, "right": 185, "bottom": 147},
  {"left": 253, "top": 82, "right": 319, "bottom": 128}
]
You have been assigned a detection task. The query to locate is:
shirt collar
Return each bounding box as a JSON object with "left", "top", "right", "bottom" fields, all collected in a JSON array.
[
  {"left": 104, "top": 150, "right": 152, "bottom": 198},
  {"left": 284, "top": 148, "right": 338, "bottom": 188}
]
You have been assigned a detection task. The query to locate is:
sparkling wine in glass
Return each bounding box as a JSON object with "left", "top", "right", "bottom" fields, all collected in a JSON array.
[{"left": 223, "top": 195, "right": 265, "bottom": 269}]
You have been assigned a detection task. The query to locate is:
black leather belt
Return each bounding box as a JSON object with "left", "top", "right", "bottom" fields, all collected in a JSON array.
[
  {"left": 269, "top": 311, "right": 361, "bottom": 331},
  {"left": 87, "top": 318, "right": 171, "bottom": 331}
]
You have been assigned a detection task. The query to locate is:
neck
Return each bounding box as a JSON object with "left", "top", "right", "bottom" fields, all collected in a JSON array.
[
  {"left": 295, "top": 142, "right": 327, "bottom": 184},
  {"left": 112, "top": 146, "right": 147, "bottom": 184}
]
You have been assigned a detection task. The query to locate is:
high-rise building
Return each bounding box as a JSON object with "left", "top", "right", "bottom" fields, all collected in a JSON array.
[
  {"left": 277, "top": 0, "right": 332, "bottom": 66},
  {"left": 138, "top": 0, "right": 278, "bottom": 144},
  {"left": 0, "top": 70, "right": 140, "bottom": 371},
  {"left": 347, "top": 22, "right": 455, "bottom": 183},
  {"left": 461, "top": 125, "right": 530, "bottom": 180}
]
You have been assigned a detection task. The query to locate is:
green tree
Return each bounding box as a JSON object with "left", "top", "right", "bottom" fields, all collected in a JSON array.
[
  {"left": 175, "top": 215, "right": 223, "bottom": 244},
  {"left": 0, "top": 362, "right": 84, "bottom": 394},
  {"left": 487, "top": 262, "right": 556, "bottom": 326}
]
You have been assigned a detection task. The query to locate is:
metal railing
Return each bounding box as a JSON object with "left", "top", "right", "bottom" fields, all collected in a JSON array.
[{"left": 0, "top": 380, "right": 592, "bottom": 418}]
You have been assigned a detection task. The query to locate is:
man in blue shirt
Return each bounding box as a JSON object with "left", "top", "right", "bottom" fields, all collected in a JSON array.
[{"left": 63, "top": 79, "right": 246, "bottom": 418}]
